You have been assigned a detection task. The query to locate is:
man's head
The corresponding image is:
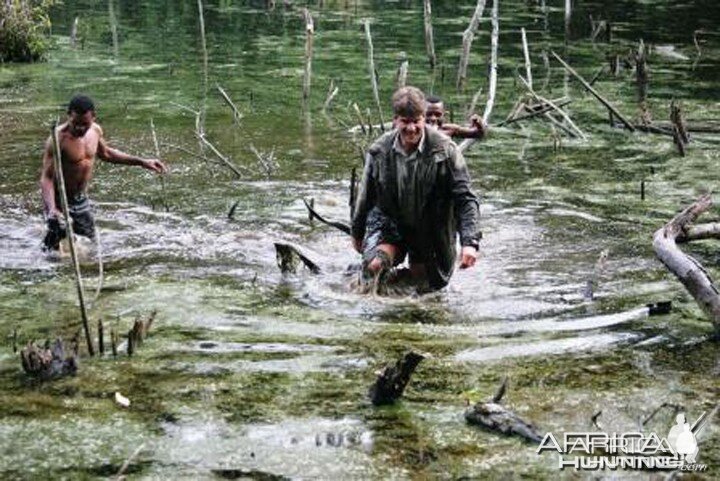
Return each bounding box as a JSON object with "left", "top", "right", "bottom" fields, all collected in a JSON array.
[
  {"left": 392, "top": 87, "right": 426, "bottom": 151},
  {"left": 67, "top": 95, "right": 96, "bottom": 138},
  {"left": 425, "top": 94, "right": 445, "bottom": 127}
]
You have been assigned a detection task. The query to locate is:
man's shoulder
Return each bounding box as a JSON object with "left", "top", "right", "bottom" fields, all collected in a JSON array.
[
  {"left": 91, "top": 122, "right": 104, "bottom": 137},
  {"left": 425, "top": 126, "right": 460, "bottom": 161},
  {"left": 367, "top": 130, "right": 396, "bottom": 157}
]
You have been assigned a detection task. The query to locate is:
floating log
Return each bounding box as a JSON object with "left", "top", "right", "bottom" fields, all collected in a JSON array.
[
  {"left": 301, "top": 8, "right": 314, "bottom": 103},
  {"left": 274, "top": 242, "right": 321, "bottom": 274},
  {"left": 457, "top": 0, "right": 488, "bottom": 92},
  {"left": 50, "top": 122, "right": 94, "bottom": 356},
  {"left": 652, "top": 194, "right": 720, "bottom": 336},
  {"left": 423, "top": 0, "right": 436, "bottom": 69},
  {"left": 465, "top": 377, "right": 543, "bottom": 443},
  {"left": 551, "top": 50, "right": 635, "bottom": 131},
  {"left": 678, "top": 223, "right": 720, "bottom": 243},
  {"left": 368, "top": 351, "right": 425, "bottom": 406},
  {"left": 21, "top": 339, "right": 78, "bottom": 380}
]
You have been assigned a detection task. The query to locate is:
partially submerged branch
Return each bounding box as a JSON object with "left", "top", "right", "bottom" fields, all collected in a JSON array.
[{"left": 368, "top": 351, "right": 425, "bottom": 406}]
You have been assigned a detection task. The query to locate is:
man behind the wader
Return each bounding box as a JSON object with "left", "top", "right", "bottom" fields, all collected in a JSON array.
[
  {"left": 351, "top": 86, "right": 482, "bottom": 292},
  {"left": 40, "top": 95, "right": 167, "bottom": 255}
]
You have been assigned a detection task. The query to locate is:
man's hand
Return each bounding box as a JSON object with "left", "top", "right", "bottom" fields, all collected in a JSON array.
[
  {"left": 459, "top": 246, "right": 478, "bottom": 269},
  {"left": 352, "top": 237, "right": 363, "bottom": 254},
  {"left": 470, "top": 115, "right": 487, "bottom": 136},
  {"left": 141, "top": 158, "right": 168, "bottom": 174}
]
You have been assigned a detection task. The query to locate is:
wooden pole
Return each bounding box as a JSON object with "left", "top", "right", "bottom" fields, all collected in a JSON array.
[
  {"left": 363, "top": 20, "right": 385, "bottom": 131},
  {"left": 49, "top": 122, "right": 94, "bottom": 356},
  {"left": 302, "top": 8, "right": 314, "bottom": 104},
  {"left": 521, "top": 27, "right": 532, "bottom": 89},
  {"left": 457, "top": 0, "right": 488, "bottom": 92},
  {"left": 423, "top": 0, "right": 436, "bottom": 69},
  {"left": 550, "top": 50, "right": 635, "bottom": 131}
]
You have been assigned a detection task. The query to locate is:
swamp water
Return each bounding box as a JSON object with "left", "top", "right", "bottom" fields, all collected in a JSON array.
[{"left": 0, "top": 0, "right": 719, "bottom": 479}]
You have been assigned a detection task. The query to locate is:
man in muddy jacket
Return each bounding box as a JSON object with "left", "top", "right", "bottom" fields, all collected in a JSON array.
[{"left": 351, "top": 86, "right": 481, "bottom": 291}]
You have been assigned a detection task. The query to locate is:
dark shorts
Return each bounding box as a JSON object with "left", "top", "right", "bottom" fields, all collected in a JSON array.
[{"left": 42, "top": 194, "right": 96, "bottom": 251}]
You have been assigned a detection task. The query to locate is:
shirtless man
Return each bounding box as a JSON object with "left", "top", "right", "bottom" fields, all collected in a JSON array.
[
  {"left": 425, "top": 95, "right": 487, "bottom": 139},
  {"left": 40, "top": 95, "right": 167, "bottom": 251}
]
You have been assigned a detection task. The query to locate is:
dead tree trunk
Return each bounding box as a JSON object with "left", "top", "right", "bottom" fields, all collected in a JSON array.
[
  {"left": 653, "top": 194, "right": 720, "bottom": 337},
  {"left": 423, "top": 0, "right": 436, "bottom": 69},
  {"left": 368, "top": 351, "right": 424, "bottom": 406},
  {"left": 457, "top": 0, "right": 487, "bottom": 92}
]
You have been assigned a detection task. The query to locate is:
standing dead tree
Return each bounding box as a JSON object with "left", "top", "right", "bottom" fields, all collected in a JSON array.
[
  {"left": 302, "top": 8, "right": 314, "bottom": 104},
  {"left": 457, "top": 0, "right": 487, "bottom": 92},
  {"left": 396, "top": 52, "right": 409, "bottom": 89},
  {"left": 653, "top": 194, "right": 720, "bottom": 337},
  {"left": 423, "top": 0, "right": 436, "bottom": 69},
  {"left": 363, "top": 20, "right": 385, "bottom": 131}
]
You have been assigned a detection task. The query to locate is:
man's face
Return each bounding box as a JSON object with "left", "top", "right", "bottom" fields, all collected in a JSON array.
[
  {"left": 395, "top": 114, "right": 425, "bottom": 151},
  {"left": 67, "top": 111, "right": 95, "bottom": 138},
  {"left": 425, "top": 102, "right": 445, "bottom": 127}
]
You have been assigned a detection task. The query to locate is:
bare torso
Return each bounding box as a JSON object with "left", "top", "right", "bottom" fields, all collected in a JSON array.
[{"left": 55, "top": 122, "right": 101, "bottom": 197}]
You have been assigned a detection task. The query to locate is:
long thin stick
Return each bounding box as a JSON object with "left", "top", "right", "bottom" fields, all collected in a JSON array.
[
  {"left": 197, "top": 0, "right": 208, "bottom": 133},
  {"left": 550, "top": 50, "right": 635, "bottom": 131},
  {"left": 216, "top": 84, "right": 242, "bottom": 123},
  {"left": 521, "top": 27, "right": 532, "bottom": 89},
  {"left": 50, "top": 122, "right": 94, "bottom": 356},
  {"left": 457, "top": 0, "right": 488, "bottom": 92},
  {"left": 302, "top": 8, "right": 314, "bottom": 103},
  {"left": 423, "top": 0, "right": 436, "bottom": 69},
  {"left": 363, "top": 20, "right": 385, "bottom": 131},
  {"left": 149, "top": 118, "right": 168, "bottom": 212},
  {"left": 496, "top": 98, "right": 573, "bottom": 127},
  {"left": 115, "top": 443, "right": 145, "bottom": 480}
]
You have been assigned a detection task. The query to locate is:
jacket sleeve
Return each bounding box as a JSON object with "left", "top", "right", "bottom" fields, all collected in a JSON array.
[
  {"left": 447, "top": 144, "right": 481, "bottom": 248},
  {"left": 351, "top": 152, "right": 376, "bottom": 240}
]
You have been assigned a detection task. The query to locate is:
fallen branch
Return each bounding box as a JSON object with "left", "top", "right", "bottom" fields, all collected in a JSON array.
[
  {"left": 303, "top": 198, "right": 351, "bottom": 235},
  {"left": 653, "top": 194, "right": 720, "bottom": 335},
  {"left": 551, "top": 50, "right": 635, "bottom": 131},
  {"left": 518, "top": 75, "right": 586, "bottom": 140},
  {"left": 323, "top": 79, "right": 339, "bottom": 112},
  {"left": 196, "top": 133, "right": 250, "bottom": 178},
  {"left": 274, "top": 242, "right": 321, "bottom": 274},
  {"left": 216, "top": 84, "right": 243, "bottom": 123}
]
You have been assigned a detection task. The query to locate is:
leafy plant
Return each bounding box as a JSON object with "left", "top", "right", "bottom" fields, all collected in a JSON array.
[{"left": 0, "top": 0, "right": 55, "bottom": 62}]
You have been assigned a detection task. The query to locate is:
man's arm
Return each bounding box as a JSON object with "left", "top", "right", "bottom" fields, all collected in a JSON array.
[
  {"left": 350, "top": 152, "right": 376, "bottom": 252},
  {"left": 96, "top": 128, "right": 167, "bottom": 173},
  {"left": 442, "top": 115, "right": 487, "bottom": 139},
  {"left": 40, "top": 137, "right": 60, "bottom": 218},
  {"left": 447, "top": 144, "right": 481, "bottom": 268}
]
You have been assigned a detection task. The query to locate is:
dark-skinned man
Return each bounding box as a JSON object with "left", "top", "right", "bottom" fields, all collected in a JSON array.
[
  {"left": 351, "top": 86, "right": 481, "bottom": 292},
  {"left": 40, "top": 95, "right": 167, "bottom": 253}
]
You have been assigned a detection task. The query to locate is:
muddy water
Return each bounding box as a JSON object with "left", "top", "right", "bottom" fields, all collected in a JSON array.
[{"left": 1, "top": 0, "right": 719, "bottom": 479}]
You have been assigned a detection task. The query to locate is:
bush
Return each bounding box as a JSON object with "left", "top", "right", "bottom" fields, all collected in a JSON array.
[{"left": 0, "top": 0, "right": 55, "bottom": 63}]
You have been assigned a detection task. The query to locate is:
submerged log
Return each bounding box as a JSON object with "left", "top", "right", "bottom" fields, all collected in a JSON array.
[
  {"left": 652, "top": 194, "right": 720, "bottom": 336},
  {"left": 303, "top": 198, "right": 351, "bottom": 235},
  {"left": 274, "top": 242, "right": 322, "bottom": 274},
  {"left": 369, "top": 351, "right": 425, "bottom": 406},
  {"left": 464, "top": 377, "right": 543, "bottom": 443},
  {"left": 20, "top": 339, "right": 78, "bottom": 380}
]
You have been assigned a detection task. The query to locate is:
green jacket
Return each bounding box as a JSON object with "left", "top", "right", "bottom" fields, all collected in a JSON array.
[{"left": 351, "top": 127, "right": 481, "bottom": 288}]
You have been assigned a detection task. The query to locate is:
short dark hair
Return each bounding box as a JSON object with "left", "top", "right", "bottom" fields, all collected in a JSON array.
[
  {"left": 426, "top": 94, "right": 443, "bottom": 104},
  {"left": 392, "top": 86, "right": 426, "bottom": 118},
  {"left": 68, "top": 95, "right": 95, "bottom": 115}
]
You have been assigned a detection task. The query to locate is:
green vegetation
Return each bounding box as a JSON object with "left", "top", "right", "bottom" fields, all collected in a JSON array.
[{"left": 0, "top": 0, "right": 54, "bottom": 62}]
